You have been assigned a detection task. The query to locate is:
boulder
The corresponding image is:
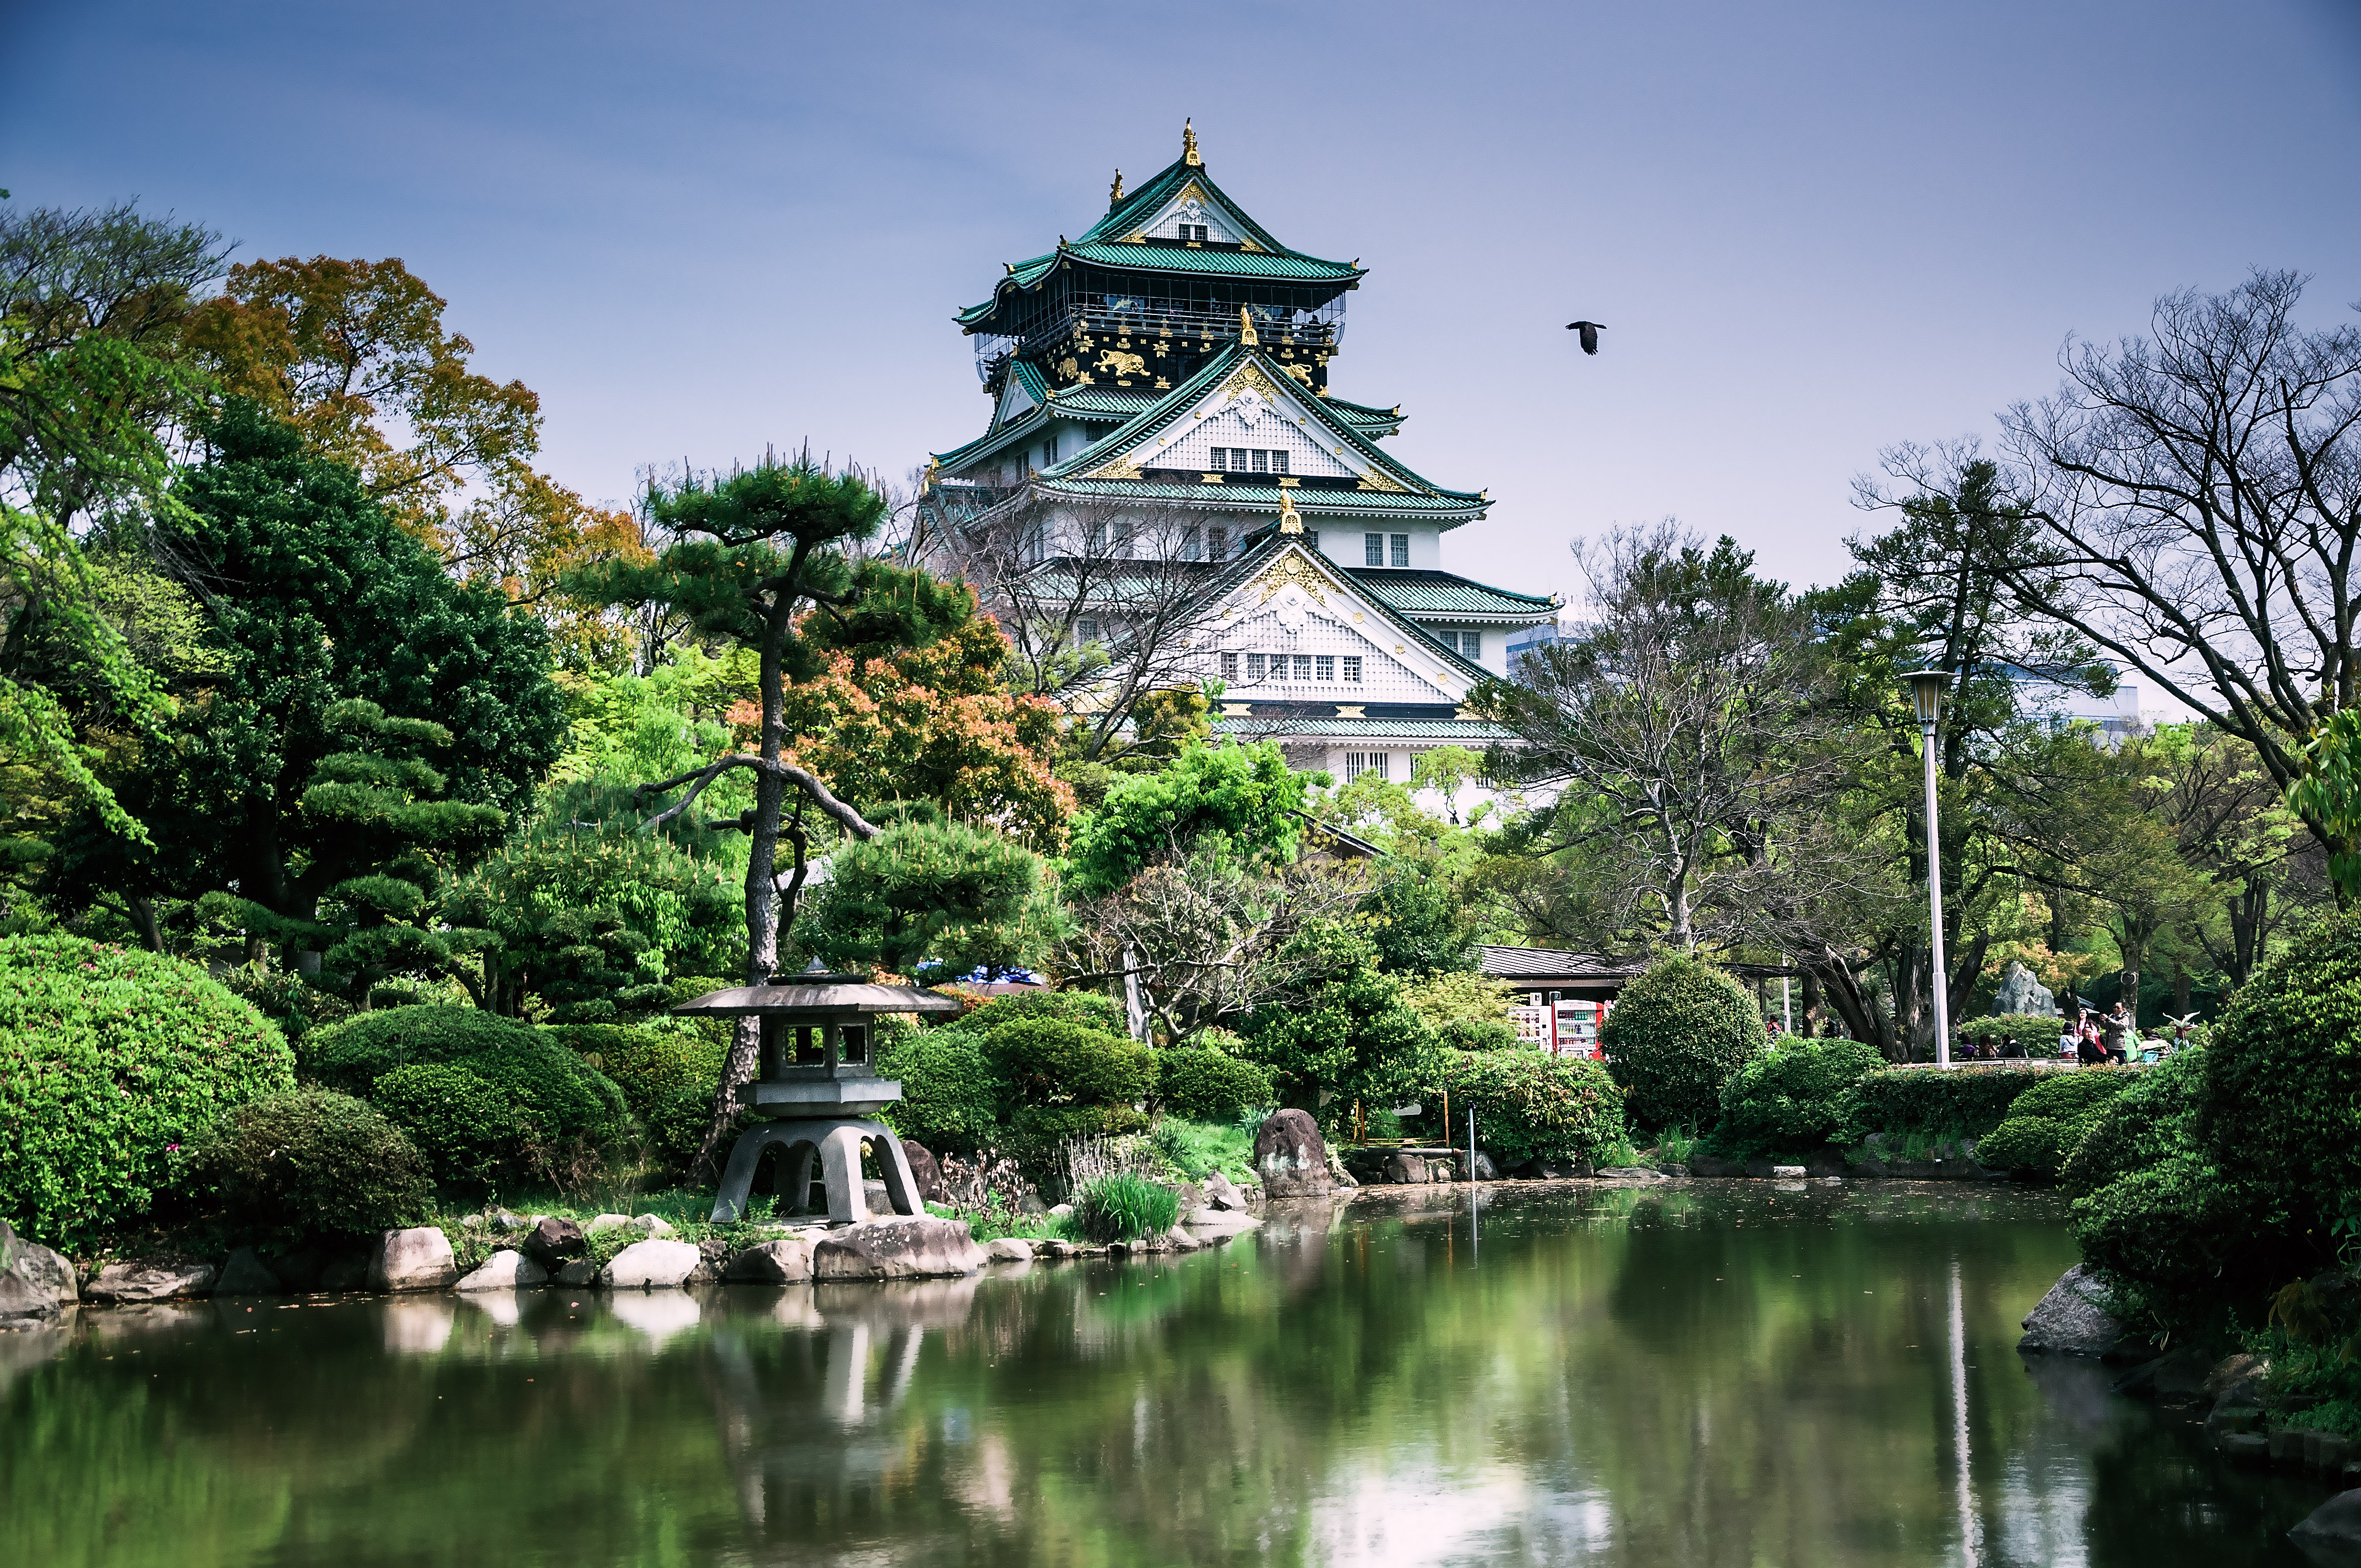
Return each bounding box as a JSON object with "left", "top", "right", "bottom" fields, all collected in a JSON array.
[
  {"left": 1047, "top": 1202, "right": 1075, "bottom": 1218},
  {"left": 601, "top": 1239, "right": 703, "bottom": 1289},
  {"left": 585, "top": 1213, "right": 632, "bottom": 1236},
  {"left": 368, "top": 1227, "right": 458, "bottom": 1293},
  {"left": 723, "top": 1239, "right": 815, "bottom": 1284},
  {"left": 552, "top": 1260, "right": 597, "bottom": 1287},
  {"left": 2291, "top": 1489, "right": 2361, "bottom": 1553},
  {"left": 984, "top": 1238, "right": 1035, "bottom": 1264},
  {"left": 86, "top": 1259, "right": 216, "bottom": 1303},
  {"left": 812, "top": 1218, "right": 987, "bottom": 1281},
  {"left": 0, "top": 1221, "right": 79, "bottom": 1319},
  {"left": 1202, "top": 1170, "right": 1247, "bottom": 1210},
  {"left": 1686, "top": 1152, "right": 1748, "bottom": 1177},
  {"left": 900, "top": 1140, "right": 945, "bottom": 1204},
  {"left": 689, "top": 1238, "right": 730, "bottom": 1284},
  {"left": 492, "top": 1209, "right": 528, "bottom": 1233},
  {"left": 863, "top": 1179, "right": 893, "bottom": 1212},
  {"left": 1994, "top": 960, "right": 2058, "bottom": 1017},
  {"left": 629, "top": 1214, "right": 674, "bottom": 1238},
  {"left": 2017, "top": 1264, "right": 2125, "bottom": 1356},
  {"left": 1183, "top": 1207, "right": 1263, "bottom": 1237},
  {"left": 1384, "top": 1152, "right": 1429, "bottom": 1185},
  {"left": 1597, "top": 1167, "right": 1671, "bottom": 1183},
  {"left": 455, "top": 1249, "right": 548, "bottom": 1291},
  {"left": 1254, "top": 1109, "right": 1332, "bottom": 1198},
  {"left": 1770, "top": 1164, "right": 1808, "bottom": 1179},
  {"left": 1017, "top": 1192, "right": 1049, "bottom": 1216},
  {"left": 214, "top": 1247, "right": 282, "bottom": 1295},
  {"left": 524, "top": 1216, "right": 586, "bottom": 1266}
]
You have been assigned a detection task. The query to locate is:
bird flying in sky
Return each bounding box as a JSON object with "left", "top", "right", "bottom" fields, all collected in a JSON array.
[{"left": 1565, "top": 320, "right": 1604, "bottom": 355}]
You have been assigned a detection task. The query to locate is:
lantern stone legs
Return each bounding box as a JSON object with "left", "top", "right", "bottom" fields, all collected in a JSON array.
[{"left": 709, "top": 1118, "right": 926, "bottom": 1225}]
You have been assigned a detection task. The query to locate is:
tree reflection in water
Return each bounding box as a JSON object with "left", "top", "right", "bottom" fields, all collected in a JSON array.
[{"left": 0, "top": 1185, "right": 2335, "bottom": 1568}]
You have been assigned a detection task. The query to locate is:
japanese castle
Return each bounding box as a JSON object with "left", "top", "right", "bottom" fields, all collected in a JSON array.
[{"left": 924, "top": 122, "right": 1556, "bottom": 786}]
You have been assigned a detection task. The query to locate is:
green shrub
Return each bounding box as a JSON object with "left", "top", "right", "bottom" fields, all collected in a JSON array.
[
  {"left": 1156, "top": 1046, "right": 1276, "bottom": 1121},
  {"left": 2193, "top": 913, "right": 2361, "bottom": 1230},
  {"left": 1008, "top": 1103, "right": 1149, "bottom": 1153},
  {"left": 964, "top": 988, "right": 1129, "bottom": 1036},
  {"left": 320, "top": 1006, "right": 628, "bottom": 1135},
  {"left": 1440, "top": 1048, "right": 1627, "bottom": 1167},
  {"left": 0, "top": 935, "right": 296, "bottom": 1245},
  {"left": 2072, "top": 1152, "right": 2272, "bottom": 1297},
  {"left": 194, "top": 1087, "right": 432, "bottom": 1238},
  {"left": 2061, "top": 1046, "right": 2207, "bottom": 1198},
  {"left": 545, "top": 1022, "right": 722, "bottom": 1170},
  {"left": 1715, "top": 1038, "right": 1883, "bottom": 1157},
  {"left": 983, "top": 1017, "right": 1156, "bottom": 1108},
  {"left": 1955, "top": 1013, "right": 2070, "bottom": 1055},
  {"left": 369, "top": 1062, "right": 524, "bottom": 1188},
  {"left": 1599, "top": 956, "right": 1767, "bottom": 1132},
  {"left": 1402, "top": 971, "right": 1523, "bottom": 1052},
  {"left": 1073, "top": 1172, "right": 1181, "bottom": 1242},
  {"left": 1151, "top": 1115, "right": 1256, "bottom": 1182},
  {"left": 875, "top": 1024, "right": 1005, "bottom": 1154},
  {"left": 1977, "top": 1068, "right": 2141, "bottom": 1175},
  {"left": 1837, "top": 1065, "right": 2054, "bottom": 1144}
]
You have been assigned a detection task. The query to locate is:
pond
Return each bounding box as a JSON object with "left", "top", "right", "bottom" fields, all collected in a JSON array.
[{"left": 1, "top": 1182, "right": 2333, "bottom": 1567}]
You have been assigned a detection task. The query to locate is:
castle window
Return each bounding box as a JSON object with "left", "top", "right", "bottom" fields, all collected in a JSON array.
[
  {"left": 1390, "top": 533, "right": 1411, "bottom": 568},
  {"left": 1183, "top": 525, "right": 1201, "bottom": 562},
  {"left": 1221, "top": 652, "right": 1238, "bottom": 681},
  {"left": 1435, "top": 630, "right": 1459, "bottom": 654},
  {"left": 1343, "top": 657, "right": 1362, "bottom": 682},
  {"left": 1315, "top": 656, "right": 1335, "bottom": 681},
  {"left": 1208, "top": 526, "right": 1229, "bottom": 562},
  {"left": 1246, "top": 653, "right": 1266, "bottom": 682},
  {"left": 1461, "top": 630, "right": 1482, "bottom": 660},
  {"left": 1076, "top": 619, "right": 1100, "bottom": 644},
  {"left": 1269, "top": 450, "right": 1288, "bottom": 475},
  {"left": 1364, "top": 532, "right": 1383, "bottom": 566},
  {"left": 1208, "top": 447, "right": 1228, "bottom": 471},
  {"left": 1293, "top": 654, "right": 1313, "bottom": 680},
  {"left": 1251, "top": 450, "right": 1268, "bottom": 473},
  {"left": 1346, "top": 752, "right": 1389, "bottom": 782}
]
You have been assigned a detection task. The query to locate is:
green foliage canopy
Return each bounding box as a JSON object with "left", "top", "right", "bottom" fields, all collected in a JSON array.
[
  {"left": 1715, "top": 1038, "right": 1883, "bottom": 1157},
  {"left": 795, "top": 815, "right": 1053, "bottom": 984},
  {"left": 1599, "top": 955, "right": 1767, "bottom": 1132},
  {"left": 1064, "top": 742, "right": 1309, "bottom": 898}
]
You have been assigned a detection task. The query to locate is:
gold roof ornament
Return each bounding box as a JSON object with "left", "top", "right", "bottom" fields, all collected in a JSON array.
[
  {"left": 1238, "top": 305, "right": 1258, "bottom": 346},
  {"left": 1182, "top": 118, "right": 1201, "bottom": 167},
  {"left": 1109, "top": 169, "right": 1124, "bottom": 206},
  {"left": 1277, "top": 488, "right": 1303, "bottom": 534}
]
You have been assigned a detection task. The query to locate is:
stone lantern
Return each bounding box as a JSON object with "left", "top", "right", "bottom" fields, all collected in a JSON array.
[{"left": 674, "top": 961, "right": 963, "bottom": 1224}]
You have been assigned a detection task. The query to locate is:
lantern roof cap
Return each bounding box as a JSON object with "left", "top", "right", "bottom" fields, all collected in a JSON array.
[{"left": 671, "top": 961, "right": 964, "bottom": 1018}]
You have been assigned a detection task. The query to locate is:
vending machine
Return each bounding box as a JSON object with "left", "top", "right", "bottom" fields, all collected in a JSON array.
[{"left": 1552, "top": 999, "right": 1602, "bottom": 1058}]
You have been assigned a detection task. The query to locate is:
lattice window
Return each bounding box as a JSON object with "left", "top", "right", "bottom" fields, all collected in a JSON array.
[
  {"left": 1076, "top": 619, "right": 1100, "bottom": 644},
  {"left": 1390, "top": 533, "right": 1410, "bottom": 568},
  {"left": 1315, "top": 655, "right": 1335, "bottom": 681},
  {"left": 1220, "top": 652, "right": 1238, "bottom": 681},
  {"left": 1461, "top": 630, "right": 1482, "bottom": 660},
  {"left": 1343, "top": 656, "right": 1362, "bottom": 682},
  {"left": 1208, "top": 526, "right": 1229, "bottom": 562},
  {"left": 1246, "top": 653, "right": 1266, "bottom": 682},
  {"left": 1345, "top": 752, "right": 1389, "bottom": 782},
  {"left": 1364, "top": 532, "right": 1383, "bottom": 566},
  {"left": 1292, "top": 654, "right": 1313, "bottom": 680}
]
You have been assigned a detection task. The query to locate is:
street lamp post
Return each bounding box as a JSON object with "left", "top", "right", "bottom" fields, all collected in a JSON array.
[{"left": 1903, "top": 669, "right": 1953, "bottom": 1069}]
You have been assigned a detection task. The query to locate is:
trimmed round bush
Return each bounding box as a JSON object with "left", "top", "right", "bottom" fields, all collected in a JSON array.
[
  {"left": 983, "top": 1017, "right": 1156, "bottom": 1108},
  {"left": 876, "top": 1025, "right": 1005, "bottom": 1155},
  {"left": 2072, "top": 1152, "right": 2266, "bottom": 1297},
  {"left": 1073, "top": 1172, "right": 1180, "bottom": 1242},
  {"left": 545, "top": 1022, "right": 723, "bottom": 1170},
  {"left": 1600, "top": 956, "right": 1767, "bottom": 1133},
  {"left": 0, "top": 935, "right": 296, "bottom": 1245},
  {"left": 1440, "top": 1048, "right": 1627, "bottom": 1167},
  {"left": 2193, "top": 914, "right": 2361, "bottom": 1223},
  {"left": 1976, "top": 1066, "right": 2140, "bottom": 1175},
  {"left": 194, "top": 1088, "right": 431, "bottom": 1239},
  {"left": 965, "top": 988, "right": 1129, "bottom": 1036},
  {"left": 369, "top": 1062, "right": 523, "bottom": 1188},
  {"left": 2061, "top": 1047, "right": 2207, "bottom": 1199},
  {"left": 1716, "top": 1038, "right": 1883, "bottom": 1157},
  {"left": 311, "top": 1005, "right": 627, "bottom": 1137},
  {"left": 1156, "top": 1046, "right": 1276, "bottom": 1121},
  {"left": 1956, "top": 1014, "right": 2071, "bottom": 1055}
]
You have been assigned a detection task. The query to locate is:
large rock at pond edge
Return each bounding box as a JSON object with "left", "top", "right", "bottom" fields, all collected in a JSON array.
[
  {"left": 1202, "top": 1170, "right": 1247, "bottom": 1210},
  {"left": 985, "top": 1238, "right": 1035, "bottom": 1263},
  {"left": 2018, "top": 1263, "right": 2125, "bottom": 1356},
  {"left": 524, "top": 1216, "right": 586, "bottom": 1266},
  {"left": 2291, "top": 1489, "right": 2361, "bottom": 1553},
  {"left": 455, "top": 1249, "right": 548, "bottom": 1291},
  {"left": 1183, "top": 1208, "right": 1263, "bottom": 1238},
  {"left": 1254, "top": 1110, "right": 1332, "bottom": 1198},
  {"left": 900, "top": 1140, "right": 945, "bottom": 1203},
  {"left": 723, "top": 1239, "right": 814, "bottom": 1284},
  {"left": 811, "top": 1218, "right": 986, "bottom": 1281},
  {"left": 368, "top": 1228, "right": 458, "bottom": 1293},
  {"left": 601, "top": 1239, "right": 703, "bottom": 1289},
  {"left": 214, "top": 1247, "right": 282, "bottom": 1295},
  {"left": 0, "top": 1220, "right": 79, "bottom": 1319},
  {"left": 1384, "top": 1152, "right": 1429, "bottom": 1185},
  {"left": 86, "top": 1259, "right": 216, "bottom": 1303}
]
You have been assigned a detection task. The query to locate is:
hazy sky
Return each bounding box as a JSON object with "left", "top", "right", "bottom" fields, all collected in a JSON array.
[{"left": 6, "top": 0, "right": 2359, "bottom": 611}]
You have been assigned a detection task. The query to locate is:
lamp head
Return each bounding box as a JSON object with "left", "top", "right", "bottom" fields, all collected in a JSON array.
[{"left": 1901, "top": 668, "right": 1950, "bottom": 727}]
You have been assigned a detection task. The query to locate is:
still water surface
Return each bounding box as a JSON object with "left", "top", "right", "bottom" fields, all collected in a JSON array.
[{"left": 2, "top": 1182, "right": 2332, "bottom": 1566}]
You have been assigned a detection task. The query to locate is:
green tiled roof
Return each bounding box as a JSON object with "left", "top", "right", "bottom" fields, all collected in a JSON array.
[
  {"left": 957, "top": 150, "right": 1363, "bottom": 327},
  {"left": 1342, "top": 569, "right": 1557, "bottom": 619},
  {"left": 1041, "top": 385, "right": 1170, "bottom": 419},
  {"left": 1214, "top": 716, "right": 1515, "bottom": 741},
  {"left": 1039, "top": 478, "right": 1484, "bottom": 515}
]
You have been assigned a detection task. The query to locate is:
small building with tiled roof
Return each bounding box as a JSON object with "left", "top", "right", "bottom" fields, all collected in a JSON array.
[{"left": 923, "top": 123, "right": 1558, "bottom": 793}]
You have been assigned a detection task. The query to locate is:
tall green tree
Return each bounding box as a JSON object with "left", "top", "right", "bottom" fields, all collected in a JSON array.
[
  {"left": 795, "top": 811, "right": 1055, "bottom": 985},
  {"left": 43, "top": 405, "right": 567, "bottom": 959},
  {"left": 565, "top": 453, "right": 890, "bottom": 1170}
]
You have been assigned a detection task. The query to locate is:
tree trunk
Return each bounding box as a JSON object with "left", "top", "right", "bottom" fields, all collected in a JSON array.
[
  {"left": 1798, "top": 968, "right": 1823, "bottom": 1037},
  {"left": 128, "top": 896, "right": 164, "bottom": 954}
]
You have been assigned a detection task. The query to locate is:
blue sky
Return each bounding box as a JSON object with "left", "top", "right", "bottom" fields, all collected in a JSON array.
[{"left": 6, "top": 0, "right": 2358, "bottom": 610}]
